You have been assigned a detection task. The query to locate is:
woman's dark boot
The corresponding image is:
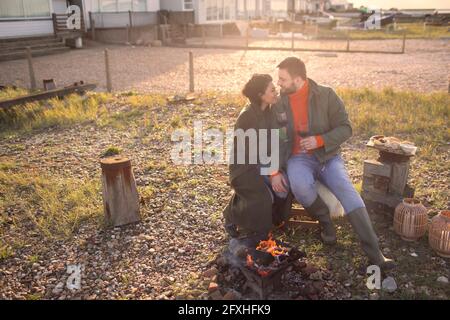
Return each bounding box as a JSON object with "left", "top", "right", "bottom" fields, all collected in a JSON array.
[
  {"left": 346, "top": 207, "right": 396, "bottom": 270},
  {"left": 305, "top": 195, "right": 337, "bottom": 245}
]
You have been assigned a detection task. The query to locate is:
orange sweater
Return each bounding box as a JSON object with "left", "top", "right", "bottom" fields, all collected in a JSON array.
[
  {"left": 289, "top": 80, "right": 324, "bottom": 155},
  {"left": 270, "top": 81, "right": 324, "bottom": 178}
]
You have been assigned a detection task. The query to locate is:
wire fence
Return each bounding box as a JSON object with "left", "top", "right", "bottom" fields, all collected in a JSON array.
[{"left": 179, "top": 25, "right": 408, "bottom": 54}]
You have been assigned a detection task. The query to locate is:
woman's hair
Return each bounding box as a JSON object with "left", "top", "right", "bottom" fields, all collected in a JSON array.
[{"left": 242, "top": 74, "right": 273, "bottom": 106}]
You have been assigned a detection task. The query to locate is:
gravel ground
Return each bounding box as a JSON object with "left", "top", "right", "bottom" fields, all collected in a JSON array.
[
  {"left": 0, "top": 94, "right": 448, "bottom": 300},
  {"left": 0, "top": 38, "right": 448, "bottom": 93}
]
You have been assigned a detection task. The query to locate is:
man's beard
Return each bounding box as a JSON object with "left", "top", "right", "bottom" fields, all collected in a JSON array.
[{"left": 280, "top": 83, "right": 298, "bottom": 95}]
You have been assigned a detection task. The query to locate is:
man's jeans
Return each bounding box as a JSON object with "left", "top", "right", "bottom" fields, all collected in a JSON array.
[{"left": 287, "top": 153, "right": 365, "bottom": 214}]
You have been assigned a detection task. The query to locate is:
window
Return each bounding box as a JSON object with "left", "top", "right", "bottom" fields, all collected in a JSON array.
[
  {"left": 0, "top": 0, "right": 50, "bottom": 19},
  {"left": 206, "top": 0, "right": 217, "bottom": 21},
  {"left": 98, "top": 0, "right": 147, "bottom": 12},
  {"left": 206, "top": 0, "right": 234, "bottom": 21},
  {"left": 184, "top": 0, "right": 194, "bottom": 11}
]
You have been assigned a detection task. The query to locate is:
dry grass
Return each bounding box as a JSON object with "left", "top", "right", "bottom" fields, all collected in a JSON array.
[
  {"left": 0, "top": 165, "right": 103, "bottom": 241},
  {"left": 0, "top": 87, "right": 448, "bottom": 239},
  {"left": 317, "top": 22, "right": 450, "bottom": 40}
]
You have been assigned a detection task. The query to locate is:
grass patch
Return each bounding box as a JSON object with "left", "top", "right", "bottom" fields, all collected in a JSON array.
[
  {"left": 0, "top": 170, "right": 103, "bottom": 240},
  {"left": 101, "top": 146, "right": 122, "bottom": 158},
  {"left": 0, "top": 243, "right": 14, "bottom": 261},
  {"left": 317, "top": 23, "right": 450, "bottom": 40},
  {"left": 339, "top": 87, "right": 449, "bottom": 158},
  {"left": 0, "top": 92, "right": 109, "bottom": 135},
  {"left": 0, "top": 87, "right": 29, "bottom": 100}
]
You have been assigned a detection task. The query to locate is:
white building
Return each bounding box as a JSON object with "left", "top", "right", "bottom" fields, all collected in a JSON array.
[
  {"left": 0, "top": 0, "right": 69, "bottom": 38},
  {"left": 0, "top": 0, "right": 161, "bottom": 39},
  {"left": 161, "top": 0, "right": 291, "bottom": 24},
  {"left": 294, "top": 0, "right": 326, "bottom": 14},
  {"left": 0, "top": 0, "right": 298, "bottom": 39}
]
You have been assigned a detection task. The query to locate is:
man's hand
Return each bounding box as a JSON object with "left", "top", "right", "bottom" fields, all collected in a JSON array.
[
  {"left": 270, "top": 173, "right": 288, "bottom": 193},
  {"left": 300, "top": 136, "right": 318, "bottom": 151}
]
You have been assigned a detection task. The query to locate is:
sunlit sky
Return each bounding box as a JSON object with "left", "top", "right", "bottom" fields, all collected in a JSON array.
[{"left": 350, "top": 0, "right": 449, "bottom": 10}]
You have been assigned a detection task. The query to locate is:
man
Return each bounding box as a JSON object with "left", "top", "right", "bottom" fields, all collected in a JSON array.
[{"left": 270, "top": 57, "right": 394, "bottom": 269}]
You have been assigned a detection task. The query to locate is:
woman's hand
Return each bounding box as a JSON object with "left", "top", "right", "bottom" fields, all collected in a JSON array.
[{"left": 270, "top": 173, "right": 288, "bottom": 193}]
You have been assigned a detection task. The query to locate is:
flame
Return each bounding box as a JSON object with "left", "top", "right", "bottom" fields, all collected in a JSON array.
[
  {"left": 258, "top": 270, "right": 269, "bottom": 277},
  {"left": 246, "top": 254, "right": 254, "bottom": 267},
  {"left": 256, "top": 233, "right": 288, "bottom": 257},
  {"left": 246, "top": 234, "right": 288, "bottom": 277}
]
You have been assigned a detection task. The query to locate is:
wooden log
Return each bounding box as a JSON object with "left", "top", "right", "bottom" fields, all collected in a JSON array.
[
  {"left": 0, "top": 83, "right": 96, "bottom": 109},
  {"left": 362, "top": 175, "right": 390, "bottom": 194},
  {"left": 363, "top": 159, "right": 391, "bottom": 177},
  {"left": 389, "top": 161, "right": 409, "bottom": 195},
  {"left": 361, "top": 190, "right": 403, "bottom": 209},
  {"left": 290, "top": 207, "right": 308, "bottom": 217},
  {"left": 286, "top": 220, "right": 319, "bottom": 229},
  {"left": 100, "top": 157, "right": 141, "bottom": 227},
  {"left": 289, "top": 205, "right": 319, "bottom": 229}
]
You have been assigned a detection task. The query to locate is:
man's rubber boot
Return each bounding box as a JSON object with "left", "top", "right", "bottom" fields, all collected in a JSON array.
[
  {"left": 305, "top": 195, "right": 337, "bottom": 245},
  {"left": 347, "top": 207, "right": 396, "bottom": 270}
]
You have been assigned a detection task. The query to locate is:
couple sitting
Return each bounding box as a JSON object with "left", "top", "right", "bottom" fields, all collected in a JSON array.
[{"left": 223, "top": 57, "right": 394, "bottom": 270}]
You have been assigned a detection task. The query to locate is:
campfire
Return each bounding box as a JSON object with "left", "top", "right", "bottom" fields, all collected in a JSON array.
[
  {"left": 245, "top": 233, "right": 293, "bottom": 277},
  {"left": 232, "top": 233, "right": 305, "bottom": 299}
]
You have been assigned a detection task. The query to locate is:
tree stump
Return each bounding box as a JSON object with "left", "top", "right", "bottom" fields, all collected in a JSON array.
[{"left": 100, "top": 157, "right": 140, "bottom": 227}]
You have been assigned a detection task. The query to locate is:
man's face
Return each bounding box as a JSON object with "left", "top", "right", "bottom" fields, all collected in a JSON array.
[{"left": 277, "top": 68, "right": 304, "bottom": 94}]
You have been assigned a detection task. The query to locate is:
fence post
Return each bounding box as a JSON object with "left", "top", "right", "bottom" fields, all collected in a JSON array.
[
  {"left": 189, "top": 51, "right": 194, "bottom": 93},
  {"left": 202, "top": 25, "right": 205, "bottom": 48},
  {"left": 291, "top": 30, "right": 294, "bottom": 50},
  {"left": 52, "top": 13, "right": 57, "bottom": 38},
  {"left": 401, "top": 32, "right": 406, "bottom": 53},
  {"left": 89, "top": 12, "right": 96, "bottom": 41},
  {"left": 126, "top": 24, "right": 130, "bottom": 44},
  {"left": 346, "top": 31, "right": 350, "bottom": 52},
  {"left": 104, "top": 49, "right": 112, "bottom": 93},
  {"left": 246, "top": 27, "right": 249, "bottom": 49},
  {"left": 128, "top": 10, "right": 133, "bottom": 28},
  {"left": 26, "top": 47, "right": 36, "bottom": 91}
]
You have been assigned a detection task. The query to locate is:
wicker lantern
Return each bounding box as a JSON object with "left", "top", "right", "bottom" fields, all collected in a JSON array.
[
  {"left": 428, "top": 210, "right": 450, "bottom": 258},
  {"left": 394, "top": 198, "right": 428, "bottom": 241}
]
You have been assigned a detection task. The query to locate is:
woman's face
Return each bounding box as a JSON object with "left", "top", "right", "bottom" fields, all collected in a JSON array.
[{"left": 260, "top": 82, "right": 278, "bottom": 105}]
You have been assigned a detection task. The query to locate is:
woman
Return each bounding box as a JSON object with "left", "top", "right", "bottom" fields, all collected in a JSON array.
[{"left": 223, "top": 74, "right": 292, "bottom": 243}]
